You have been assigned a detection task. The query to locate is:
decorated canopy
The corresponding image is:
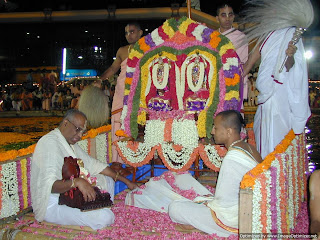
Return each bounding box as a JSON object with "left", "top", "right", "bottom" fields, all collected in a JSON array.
[{"left": 115, "top": 16, "right": 242, "bottom": 171}]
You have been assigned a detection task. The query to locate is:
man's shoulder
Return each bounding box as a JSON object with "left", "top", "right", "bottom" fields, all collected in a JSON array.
[{"left": 37, "top": 129, "right": 60, "bottom": 144}]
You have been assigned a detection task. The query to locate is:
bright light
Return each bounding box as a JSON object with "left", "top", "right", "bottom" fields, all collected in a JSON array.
[
  {"left": 113, "top": 56, "right": 116, "bottom": 60},
  {"left": 305, "top": 50, "right": 313, "bottom": 59},
  {"left": 78, "top": 56, "right": 83, "bottom": 59},
  {"left": 62, "top": 48, "right": 67, "bottom": 75}
]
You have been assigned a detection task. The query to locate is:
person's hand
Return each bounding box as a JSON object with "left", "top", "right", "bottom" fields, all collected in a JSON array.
[
  {"left": 74, "top": 178, "right": 96, "bottom": 202},
  {"left": 285, "top": 41, "right": 297, "bottom": 57},
  {"left": 127, "top": 181, "right": 139, "bottom": 190}
]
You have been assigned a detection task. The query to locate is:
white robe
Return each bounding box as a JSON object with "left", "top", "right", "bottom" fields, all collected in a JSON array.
[
  {"left": 31, "top": 128, "right": 114, "bottom": 229},
  {"left": 125, "top": 148, "right": 257, "bottom": 236},
  {"left": 254, "top": 27, "right": 311, "bottom": 158}
]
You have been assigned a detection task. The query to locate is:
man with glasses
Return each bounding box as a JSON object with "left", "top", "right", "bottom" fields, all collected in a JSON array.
[
  {"left": 100, "top": 22, "right": 143, "bottom": 164},
  {"left": 31, "top": 109, "right": 138, "bottom": 230}
]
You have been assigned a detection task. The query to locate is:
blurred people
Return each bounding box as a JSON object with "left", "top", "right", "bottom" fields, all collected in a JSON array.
[
  {"left": 11, "top": 87, "right": 22, "bottom": 113},
  {"left": 42, "top": 89, "right": 52, "bottom": 112},
  {"left": 309, "top": 169, "right": 320, "bottom": 238},
  {"left": 21, "top": 89, "right": 33, "bottom": 111}
]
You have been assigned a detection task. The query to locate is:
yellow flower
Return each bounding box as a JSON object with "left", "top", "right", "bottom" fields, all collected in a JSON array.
[
  {"left": 162, "top": 21, "right": 175, "bottom": 38},
  {"left": 219, "top": 42, "right": 234, "bottom": 56},
  {"left": 225, "top": 91, "right": 239, "bottom": 101},
  {"left": 178, "top": 18, "right": 194, "bottom": 35},
  {"left": 137, "top": 111, "right": 147, "bottom": 125},
  {"left": 197, "top": 110, "right": 207, "bottom": 138},
  {"left": 130, "top": 49, "right": 143, "bottom": 59}
]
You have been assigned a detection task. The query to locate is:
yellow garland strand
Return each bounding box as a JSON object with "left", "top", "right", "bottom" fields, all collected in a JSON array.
[
  {"left": 225, "top": 91, "right": 240, "bottom": 101},
  {"left": 20, "top": 158, "right": 28, "bottom": 208},
  {"left": 162, "top": 21, "right": 175, "bottom": 38},
  {"left": 178, "top": 18, "right": 194, "bottom": 35},
  {"left": 219, "top": 42, "right": 234, "bottom": 56}
]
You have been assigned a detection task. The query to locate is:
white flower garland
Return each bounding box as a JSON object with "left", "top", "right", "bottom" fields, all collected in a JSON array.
[
  {"left": 120, "top": 105, "right": 128, "bottom": 126},
  {"left": 96, "top": 133, "right": 108, "bottom": 164},
  {"left": 144, "top": 120, "right": 165, "bottom": 146},
  {"left": 252, "top": 179, "right": 263, "bottom": 233},
  {"left": 1, "top": 162, "right": 19, "bottom": 218},
  {"left": 116, "top": 141, "right": 152, "bottom": 163},
  {"left": 223, "top": 57, "right": 239, "bottom": 71},
  {"left": 151, "top": 28, "right": 165, "bottom": 45},
  {"left": 265, "top": 170, "right": 272, "bottom": 233},
  {"left": 120, "top": 119, "right": 200, "bottom": 169},
  {"left": 271, "top": 159, "right": 282, "bottom": 234},
  {"left": 160, "top": 143, "right": 195, "bottom": 169},
  {"left": 287, "top": 144, "right": 294, "bottom": 229},
  {"left": 171, "top": 119, "right": 199, "bottom": 149},
  {"left": 186, "top": 61, "right": 205, "bottom": 92},
  {"left": 77, "top": 138, "right": 88, "bottom": 153},
  {"left": 191, "top": 25, "right": 207, "bottom": 41},
  {"left": 292, "top": 139, "right": 300, "bottom": 219},
  {"left": 203, "top": 145, "right": 222, "bottom": 168}
]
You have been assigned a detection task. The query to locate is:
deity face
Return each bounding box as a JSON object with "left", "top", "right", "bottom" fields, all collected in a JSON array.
[
  {"left": 211, "top": 115, "right": 228, "bottom": 145},
  {"left": 216, "top": 6, "right": 235, "bottom": 32},
  {"left": 125, "top": 24, "right": 143, "bottom": 45}
]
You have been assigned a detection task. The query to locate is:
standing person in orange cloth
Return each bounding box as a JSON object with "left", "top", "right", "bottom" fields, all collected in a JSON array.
[{"left": 100, "top": 22, "right": 143, "bottom": 164}]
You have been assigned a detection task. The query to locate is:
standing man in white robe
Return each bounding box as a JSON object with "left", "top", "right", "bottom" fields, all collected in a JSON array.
[
  {"left": 31, "top": 109, "right": 138, "bottom": 230},
  {"left": 242, "top": 0, "right": 313, "bottom": 158}
]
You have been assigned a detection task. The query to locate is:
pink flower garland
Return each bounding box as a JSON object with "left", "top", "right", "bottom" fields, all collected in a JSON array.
[{"left": 16, "top": 160, "right": 24, "bottom": 210}]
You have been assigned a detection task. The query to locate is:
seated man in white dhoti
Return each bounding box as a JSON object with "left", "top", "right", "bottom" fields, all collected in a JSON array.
[
  {"left": 125, "top": 110, "right": 262, "bottom": 237},
  {"left": 31, "top": 109, "right": 138, "bottom": 230}
]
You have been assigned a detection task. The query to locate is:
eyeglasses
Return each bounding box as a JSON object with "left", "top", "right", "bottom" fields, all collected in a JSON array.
[{"left": 67, "top": 119, "right": 87, "bottom": 136}]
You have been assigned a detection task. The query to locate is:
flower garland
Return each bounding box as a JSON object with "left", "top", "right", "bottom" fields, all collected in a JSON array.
[
  {"left": 1, "top": 161, "right": 19, "bottom": 218},
  {"left": 121, "top": 16, "right": 241, "bottom": 139},
  {"left": 240, "top": 130, "right": 295, "bottom": 189},
  {"left": 0, "top": 125, "right": 112, "bottom": 162},
  {"left": 248, "top": 131, "right": 308, "bottom": 235}
]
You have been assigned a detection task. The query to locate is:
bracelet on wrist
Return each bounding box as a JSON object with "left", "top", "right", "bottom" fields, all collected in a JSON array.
[
  {"left": 70, "top": 178, "right": 76, "bottom": 188},
  {"left": 114, "top": 172, "right": 120, "bottom": 182}
]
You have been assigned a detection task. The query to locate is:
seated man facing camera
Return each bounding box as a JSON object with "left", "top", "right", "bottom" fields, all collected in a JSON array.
[{"left": 31, "top": 109, "right": 138, "bottom": 230}]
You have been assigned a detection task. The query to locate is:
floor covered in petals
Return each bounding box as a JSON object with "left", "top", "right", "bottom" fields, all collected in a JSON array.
[{"left": 1, "top": 189, "right": 239, "bottom": 240}]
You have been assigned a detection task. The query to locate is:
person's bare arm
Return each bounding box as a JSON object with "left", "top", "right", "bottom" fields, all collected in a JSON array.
[
  {"left": 243, "top": 45, "right": 261, "bottom": 77},
  {"left": 100, "top": 48, "right": 123, "bottom": 80},
  {"left": 100, "top": 166, "right": 138, "bottom": 190},
  {"left": 52, "top": 177, "right": 97, "bottom": 202},
  {"left": 310, "top": 170, "right": 320, "bottom": 237}
]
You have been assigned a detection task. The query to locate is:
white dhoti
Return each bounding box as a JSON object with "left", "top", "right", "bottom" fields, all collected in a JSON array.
[
  {"left": 168, "top": 199, "right": 233, "bottom": 237},
  {"left": 44, "top": 176, "right": 115, "bottom": 230}
]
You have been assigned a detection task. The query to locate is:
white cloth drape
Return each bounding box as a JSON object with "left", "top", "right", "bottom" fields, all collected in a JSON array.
[{"left": 254, "top": 27, "right": 311, "bottom": 158}]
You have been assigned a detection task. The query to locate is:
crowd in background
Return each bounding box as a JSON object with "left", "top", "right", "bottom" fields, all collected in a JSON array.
[{"left": 0, "top": 75, "right": 115, "bottom": 114}]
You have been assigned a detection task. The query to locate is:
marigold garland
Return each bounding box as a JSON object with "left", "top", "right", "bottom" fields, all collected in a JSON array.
[
  {"left": 0, "top": 125, "right": 112, "bottom": 162},
  {"left": 240, "top": 130, "right": 296, "bottom": 189}
]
